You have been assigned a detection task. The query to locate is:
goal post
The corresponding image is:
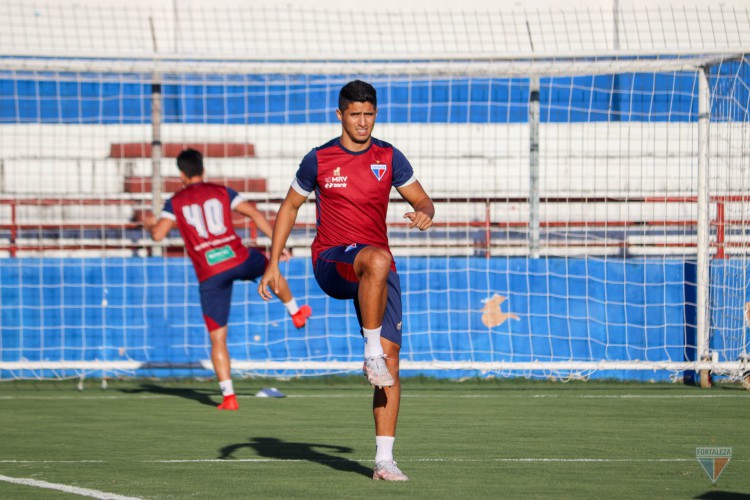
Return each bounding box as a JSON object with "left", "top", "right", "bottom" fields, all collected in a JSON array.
[{"left": 1, "top": 2, "right": 749, "bottom": 383}]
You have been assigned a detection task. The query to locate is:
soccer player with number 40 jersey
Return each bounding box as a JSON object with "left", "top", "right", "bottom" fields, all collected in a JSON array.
[
  {"left": 144, "top": 148, "right": 311, "bottom": 411},
  {"left": 259, "top": 80, "right": 435, "bottom": 481}
]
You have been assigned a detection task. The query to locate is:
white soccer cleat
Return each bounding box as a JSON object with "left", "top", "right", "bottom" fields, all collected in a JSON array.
[
  {"left": 363, "top": 355, "right": 394, "bottom": 388},
  {"left": 373, "top": 460, "right": 409, "bottom": 481}
]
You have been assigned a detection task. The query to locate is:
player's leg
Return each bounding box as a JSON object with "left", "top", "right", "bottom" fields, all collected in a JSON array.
[
  {"left": 207, "top": 326, "right": 230, "bottom": 380},
  {"left": 199, "top": 275, "right": 238, "bottom": 410},
  {"left": 370, "top": 272, "right": 408, "bottom": 481},
  {"left": 354, "top": 246, "right": 395, "bottom": 386},
  {"left": 313, "top": 245, "right": 393, "bottom": 385},
  {"left": 373, "top": 340, "right": 400, "bottom": 435},
  {"left": 352, "top": 245, "right": 391, "bottom": 330},
  {"left": 271, "top": 273, "right": 311, "bottom": 328},
  {"left": 244, "top": 249, "right": 311, "bottom": 328},
  {"left": 372, "top": 340, "right": 406, "bottom": 480},
  {"left": 314, "top": 247, "right": 407, "bottom": 479}
]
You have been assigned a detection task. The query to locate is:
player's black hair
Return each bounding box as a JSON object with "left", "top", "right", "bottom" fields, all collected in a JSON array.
[
  {"left": 338, "top": 80, "right": 377, "bottom": 111},
  {"left": 176, "top": 148, "right": 204, "bottom": 178}
]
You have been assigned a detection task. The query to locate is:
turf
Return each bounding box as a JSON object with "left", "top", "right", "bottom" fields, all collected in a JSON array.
[{"left": 0, "top": 377, "right": 748, "bottom": 499}]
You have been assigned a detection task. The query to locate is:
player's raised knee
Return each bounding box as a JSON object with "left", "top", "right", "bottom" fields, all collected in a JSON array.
[{"left": 357, "top": 246, "right": 392, "bottom": 276}]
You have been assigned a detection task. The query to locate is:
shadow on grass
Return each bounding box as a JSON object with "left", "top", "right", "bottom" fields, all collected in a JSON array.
[
  {"left": 715, "top": 383, "right": 750, "bottom": 392},
  {"left": 694, "top": 491, "right": 750, "bottom": 499},
  {"left": 218, "top": 436, "right": 371, "bottom": 478},
  {"left": 116, "top": 383, "right": 217, "bottom": 408}
]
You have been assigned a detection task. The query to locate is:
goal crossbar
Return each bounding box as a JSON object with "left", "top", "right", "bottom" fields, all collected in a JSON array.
[{"left": 0, "top": 53, "right": 744, "bottom": 80}]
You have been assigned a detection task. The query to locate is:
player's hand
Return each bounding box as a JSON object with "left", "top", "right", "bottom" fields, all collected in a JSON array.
[
  {"left": 258, "top": 265, "right": 281, "bottom": 302},
  {"left": 279, "top": 248, "right": 292, "bottom": 262},
  {"left": 404, "top": 211, "right": 433, "bottom": 231},
  {"left": 142, "top": 213, "right": 157, "bottom": 230}
]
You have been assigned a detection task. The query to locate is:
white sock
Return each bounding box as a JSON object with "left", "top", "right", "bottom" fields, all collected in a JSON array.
[
  {"left": 283, "top": 298, "right": 300, "bottom": 315},
  {"left": 375, "top": 436, "right": 395, "bottom": 463},
  {"left": 219, "top": 379, "right": 235, "bottom": 397},
  {"left": 363, "top": 326, "right": 384, "bottom": 358}
]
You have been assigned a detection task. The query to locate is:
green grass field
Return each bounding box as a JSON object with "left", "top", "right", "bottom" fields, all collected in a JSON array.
[{"left": 0, "top": 377, "right": 748, "bottom": 499}]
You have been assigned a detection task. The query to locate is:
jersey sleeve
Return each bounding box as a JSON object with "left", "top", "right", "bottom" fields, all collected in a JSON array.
[
  {"left": 391, "top": 147, "right": 416, "bottom": 188},
  {"left": 226, "top": 187, "right": 246, "bottom": 210},
  {"left": 291, "top": 148, "right": 318, "bottom": 196},
  {"left": 160, "top": 198, "right": 176, "bottom": 221}
]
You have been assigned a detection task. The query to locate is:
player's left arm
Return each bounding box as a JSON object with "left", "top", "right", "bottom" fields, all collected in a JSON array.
[
  {"left": 233, "top": 201, "right": 275, "bottom": 239},
  {"left": 143, "top": 213, "right": 175, "bottom": 241},
  {"left": 233, "top": 200, "right": 292, "bottom": 260},
  {"left": 397, "top": 180, "right": 435, "bottom": 231}
]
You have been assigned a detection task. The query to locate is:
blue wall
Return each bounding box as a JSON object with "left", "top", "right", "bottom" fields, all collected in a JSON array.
[
  {"left": 1, "top": 60, "right": 747, "bottom": 124},
  {"left": 3, "top": 257, "right": 746, "bottom": 381}
]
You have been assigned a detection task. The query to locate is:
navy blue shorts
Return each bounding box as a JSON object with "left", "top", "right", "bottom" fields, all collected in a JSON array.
[
  {"left": 199, "top": 249, "right": 268, "bottom": 331},
  {"left": 314, "top": 244, "right": 403, "bottom": 346}
]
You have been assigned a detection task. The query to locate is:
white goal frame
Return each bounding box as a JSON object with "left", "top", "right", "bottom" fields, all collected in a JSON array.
[{"left": 1, "top": 49, "right": 749, "bottom": 381}]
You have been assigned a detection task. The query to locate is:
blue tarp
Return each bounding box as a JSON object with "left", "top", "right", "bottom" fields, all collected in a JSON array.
[{"left": 2, "top": 257, "right": 746, "bottom": 380}]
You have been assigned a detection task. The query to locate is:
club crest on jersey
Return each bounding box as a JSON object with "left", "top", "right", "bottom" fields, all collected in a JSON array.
[{"left": 370, "top": 163, "right": 387, "bottom": 181}]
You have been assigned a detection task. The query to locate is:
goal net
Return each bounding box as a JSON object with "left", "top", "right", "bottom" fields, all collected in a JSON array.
[{"left": 1, "top": 1, "right": 749, "bottom": 382}]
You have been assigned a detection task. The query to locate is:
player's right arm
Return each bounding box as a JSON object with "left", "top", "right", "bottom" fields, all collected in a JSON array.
[
  {"left": 259, "top": 149, "right": 318, "bottom": 300},
  {"left": 143, "top": 213, "right": 175, "bottom": 241},
  {"left": 258, "top": 187, "right": 308, "bottom": 301},
  {"left": 143, "top": 198, "right": 177, "bottom": 241}
]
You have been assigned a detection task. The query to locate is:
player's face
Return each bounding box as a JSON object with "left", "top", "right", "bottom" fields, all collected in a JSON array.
[{"left": 337, "top": 101, "right": 377, "bottom": 149}]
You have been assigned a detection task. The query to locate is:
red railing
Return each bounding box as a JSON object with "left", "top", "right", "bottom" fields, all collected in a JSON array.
[
  {"left": 1, "top": 196, "right": 748, "bottom": 257},
  {"left": 713, "top": 195, "right": 750, "bottom": 259}
]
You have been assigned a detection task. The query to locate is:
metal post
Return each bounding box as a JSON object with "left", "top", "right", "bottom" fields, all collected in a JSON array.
[
  {"left": 149, "top": 16, "right": 163, "bottom": 257},
  {"left": 151, "top": 81, "right": 163, "bottom": 257},
  {"left": 696, "top": 66, "right": 711, "bottom": 386},
  {"left": 9, "top": 201, "right": 17, "bottom": 258},
  {"left": 485, "top": 200, "right": 491, "bottom": 258},
  {"left": 715, "top": 201, "right": 725, "bottom": 259},
  {"left": 613, "top": 0, "right": 620, "bottom": 51},
  {"left": 529, "top": 77, "right": 540, "bottom": 258}
]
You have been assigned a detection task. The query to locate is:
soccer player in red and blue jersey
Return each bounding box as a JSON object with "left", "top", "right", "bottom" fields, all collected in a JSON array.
[
  {"left": 258, "top": 80, "right": 434, "bottom": 481},
  {"left": 144, "top": 148, "right": 311, "bottom": 411}
]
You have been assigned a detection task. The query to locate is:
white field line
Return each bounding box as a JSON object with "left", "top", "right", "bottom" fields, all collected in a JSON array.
[
  {"left": 148, "top": 457, "right": 750, "bottom": 464},
  {"left": 0, "top": 393, "right": 748, "bottom": 401},
  {"left": 151, "top": 457, "right": 702, "bottom": 463},
  {"left": 1, "top": 457, "right": 747, "bottom": 464},
  {"left": 0, "top": 474, "right": 142, "bottom": 500},
  {"left": 528, "top": 394, "right": 750, "bottom": 399},
  {"left": 0, "top": 460, "right": 105, "bottom": 463}
]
